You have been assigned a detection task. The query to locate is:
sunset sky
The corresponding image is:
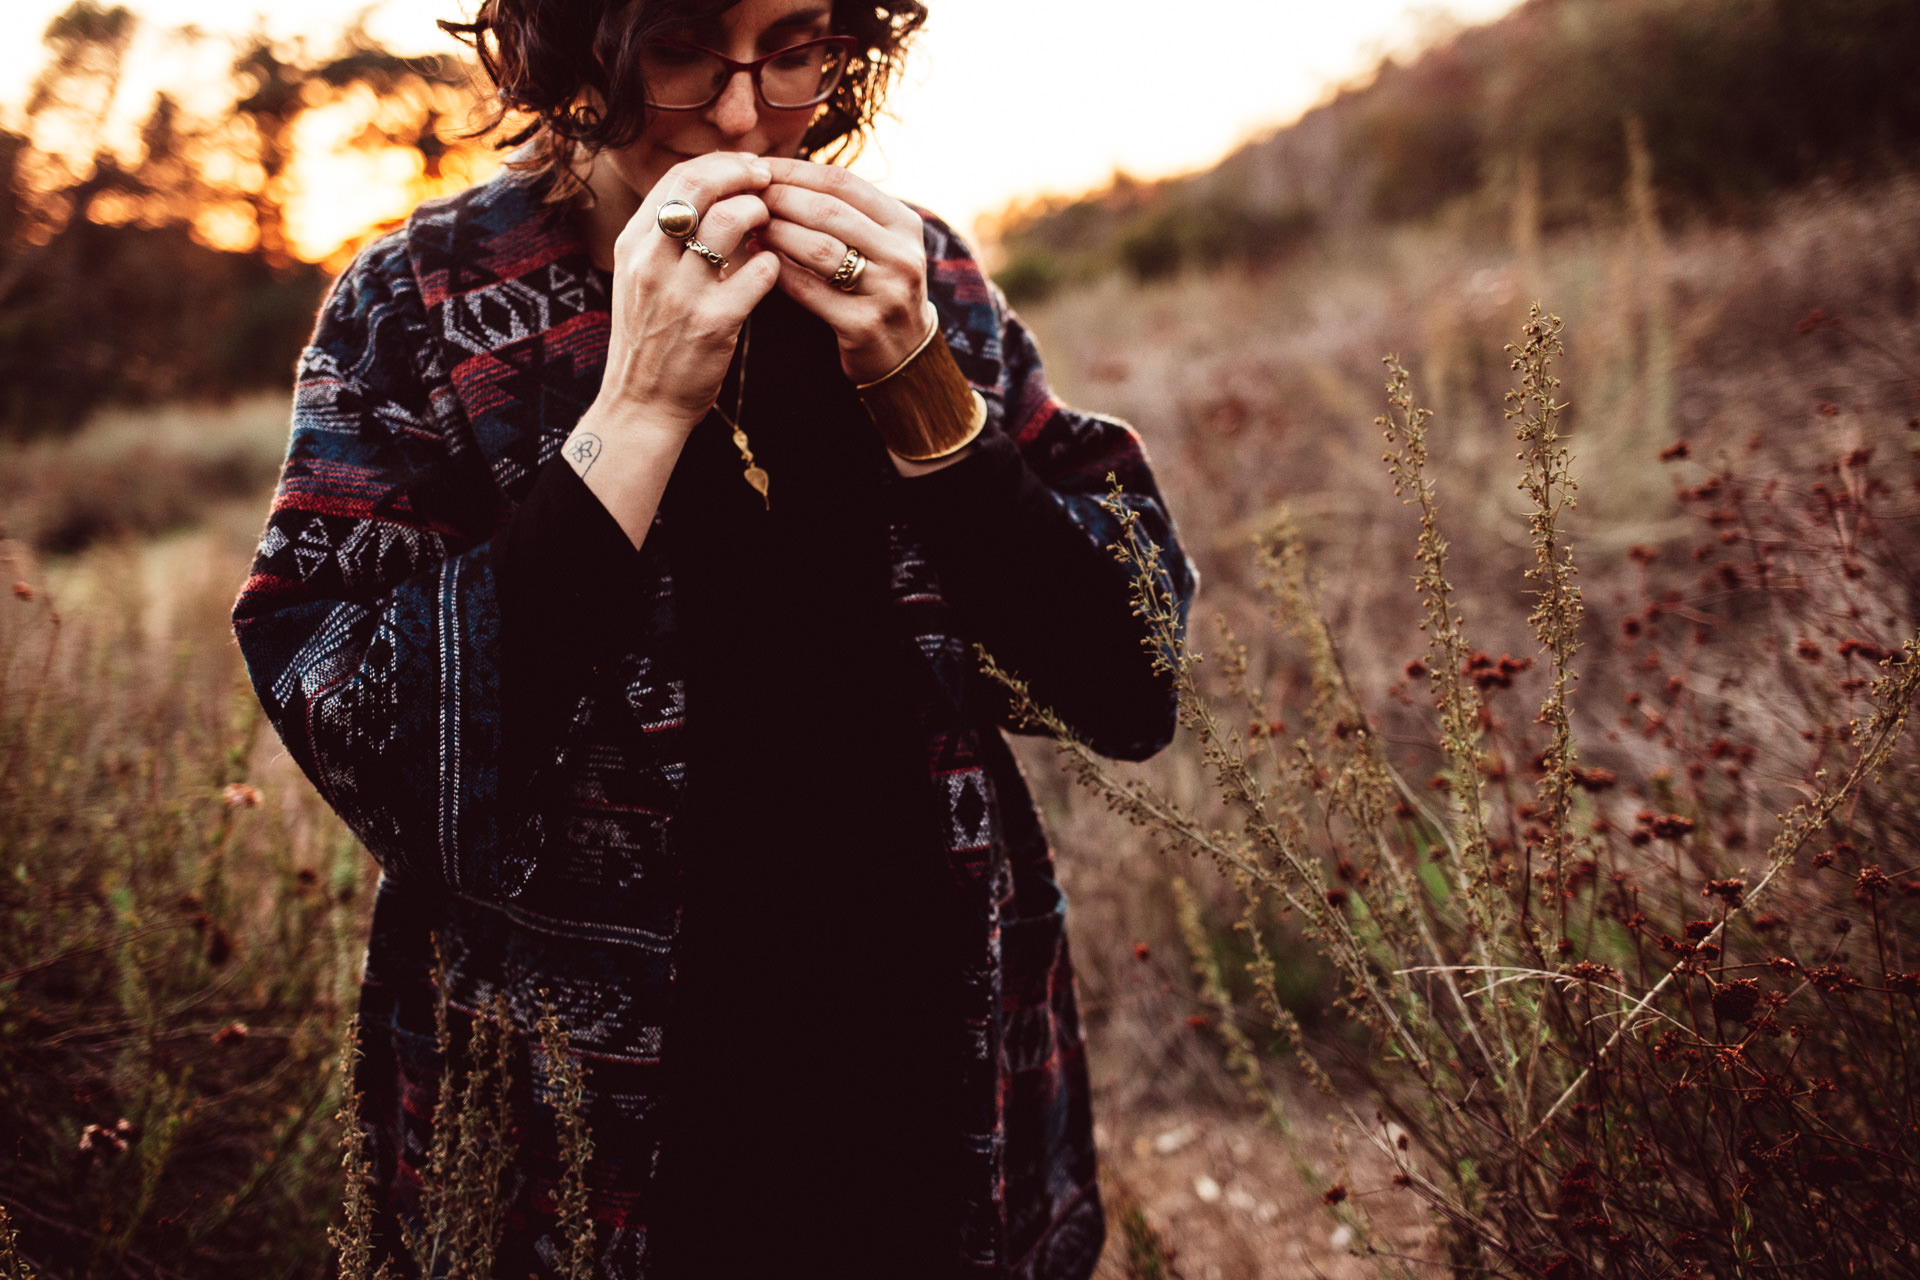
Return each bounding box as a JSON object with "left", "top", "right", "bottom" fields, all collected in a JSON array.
[{"left": 4, "top": 0, "right": 1524, "bottom": 260}]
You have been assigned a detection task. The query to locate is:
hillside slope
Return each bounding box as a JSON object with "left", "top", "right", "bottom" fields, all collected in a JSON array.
[{"left": 996, "top": 0, "right": 1920, "bottom": 298}]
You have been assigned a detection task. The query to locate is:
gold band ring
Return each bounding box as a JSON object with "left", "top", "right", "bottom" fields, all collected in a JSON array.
[
  {"left": 683, "top": 236, "right": 728, "bottom": 271},
  {"left": 830, "top": 247, "right": 867, "bottom": 293}
]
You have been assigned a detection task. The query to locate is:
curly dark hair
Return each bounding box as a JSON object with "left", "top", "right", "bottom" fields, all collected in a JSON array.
[{"left": 440, "top": 0, "right": 928, "bottom": 201}]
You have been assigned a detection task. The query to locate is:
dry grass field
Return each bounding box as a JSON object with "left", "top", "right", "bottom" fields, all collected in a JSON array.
[
  {"left": 1016, "top": 170, "right": 1920, "bottom": 1276},
  {"left": 3, "top": 168, "right": 1917, "bottom": 1277}
]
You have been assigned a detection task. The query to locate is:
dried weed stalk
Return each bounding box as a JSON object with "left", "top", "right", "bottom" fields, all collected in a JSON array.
[
  {"left": 329, "top": 979, "right": 599, "bottom": 1280},
  {"left": 535, "top": 994, "right": 597, "bottom": 1280},
  {"left": 0, "top": 1206, "right": 34, "bottom": 1280}
]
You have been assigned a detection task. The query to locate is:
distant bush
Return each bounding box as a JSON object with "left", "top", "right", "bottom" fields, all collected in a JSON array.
[
  {"left": 0, "top": 399, "right": 287, "bottom": 554},
  {"left": 1118, "top": 204, "right": 1318, "bottom": 284},
  {"left": 0, "top": 216, "right": 325, "bottom": 438},
  {"left": 994, "top": 249, "right": 1075, "bottom": 307},
  {"left": 1482, "top": 0, "right": 1920, "bottom": 219},
  {"left": 995, "top": 187, "right": 1318, "bottom": 301}
]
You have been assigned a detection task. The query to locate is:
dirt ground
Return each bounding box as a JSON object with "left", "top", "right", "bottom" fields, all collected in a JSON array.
[{"left": 1087, "top": 1090, "right": 1435, "bottom": 1280}]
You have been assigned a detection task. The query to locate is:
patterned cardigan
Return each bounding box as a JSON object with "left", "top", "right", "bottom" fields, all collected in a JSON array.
[{"left": 233, "top": 168, "right": 1194, "bottom": 1279}]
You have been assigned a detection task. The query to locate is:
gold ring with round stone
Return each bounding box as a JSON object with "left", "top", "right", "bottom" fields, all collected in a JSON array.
[
  {"left": 655, "top": 198, "right": 700, "bottom": 241},
  {"left": 830, "top": 247, "right": 867, "bottom": 293},
  {"left": 683, "top": 236, "right": 728, "bottom": 271}
]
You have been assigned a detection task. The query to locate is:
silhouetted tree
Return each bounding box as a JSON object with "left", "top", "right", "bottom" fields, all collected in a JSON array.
[{"left": 0, "top": 2, "right": 484, "bottom": 435}]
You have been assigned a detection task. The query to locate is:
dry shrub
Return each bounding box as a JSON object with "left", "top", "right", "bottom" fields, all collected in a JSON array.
[
  {"left": 0, "top": 517, "right": 597, "bottom": 1280},
  {"left": 0, "top": 395, "right": 288, "bottom": 555},
  {"left": 994, "top": 302, "right": 1920, "bottom": 1276},
  {"left": 0, "top": 528, "right": 363, "bottom": 1278},
  {"left": 330, "top": 988, "right": 597, "bottom": 1280}
]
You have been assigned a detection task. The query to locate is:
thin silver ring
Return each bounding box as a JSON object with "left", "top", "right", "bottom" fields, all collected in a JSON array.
[{"left": 683, "top": 236, "right": 728, "bottom": 271}]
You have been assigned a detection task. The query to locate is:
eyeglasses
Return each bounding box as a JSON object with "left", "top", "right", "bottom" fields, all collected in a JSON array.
[{"left": 639, "top": 36, "right": 858, "bottom": 111}]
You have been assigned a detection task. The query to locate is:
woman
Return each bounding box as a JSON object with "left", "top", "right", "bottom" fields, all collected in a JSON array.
[{"left": 233, "top": 0, "right": 1193, "bottom": 1275}]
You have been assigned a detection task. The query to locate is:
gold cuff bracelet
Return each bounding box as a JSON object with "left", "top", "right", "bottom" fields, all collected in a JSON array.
[{"left": 856, "top": 322, "right": 988, "bottom": 463}]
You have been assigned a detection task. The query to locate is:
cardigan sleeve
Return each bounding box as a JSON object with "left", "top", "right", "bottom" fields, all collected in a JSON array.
[
  {"left": 232, "top": 232, "right": 549, "bottom": 899},
  {"left": 897, "top": 213, "right": 1197, "bottom": 762}
]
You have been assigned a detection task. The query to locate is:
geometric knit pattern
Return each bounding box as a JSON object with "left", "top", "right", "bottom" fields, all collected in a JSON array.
[{"left": 233, "top": 167, "right": 1195, "bottom": 1280}]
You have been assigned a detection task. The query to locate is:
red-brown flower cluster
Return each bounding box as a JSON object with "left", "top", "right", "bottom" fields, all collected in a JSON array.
[
  {"left": 1805, "top": 963, "right": 1863, "bottom": 995},
  {"left": 1710, "top": 979, "right": 1762, "bottom": 1022},
  {"left": 1466, "top": 651, "right": 1533, "bottom": 690},
  {"left": 1702, "top": 878, "right": 1745, "bottom": 906}
]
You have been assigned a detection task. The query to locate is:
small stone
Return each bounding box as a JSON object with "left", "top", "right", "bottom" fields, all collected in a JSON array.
[
  {"left": 1152, "top": 1123, "right": 1199, "bottom": 1155},
  {"left": 1194, "top": 1174, "right": 1222, "bottom": 1204},
  {"left": 1330, "top": 1224, "right": 1355, "bottom": 1249}
]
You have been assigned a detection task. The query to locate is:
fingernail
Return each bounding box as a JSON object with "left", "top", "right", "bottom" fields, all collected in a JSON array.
[{"left": 750, "top": 161, "right": 772, "bottom": 182}]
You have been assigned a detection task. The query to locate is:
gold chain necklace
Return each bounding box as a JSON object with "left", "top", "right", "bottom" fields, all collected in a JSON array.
[{"left": 710, "top": 318, "right": 769, "bottom": 510}]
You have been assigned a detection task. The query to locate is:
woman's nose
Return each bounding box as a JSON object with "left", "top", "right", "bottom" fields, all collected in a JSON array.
[{"left": 706, "top": 69, "right": 759, "bottom": 138}]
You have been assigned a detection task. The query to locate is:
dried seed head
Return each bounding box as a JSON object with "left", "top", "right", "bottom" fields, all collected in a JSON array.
[
  {"left": 1853, "top": 866, "right": 1891, "bottom": 903},
  {"left": 1710, "top": 979, "right": 1762, "bottom": 1023},
  {"left": 1702, "top": 878, "right": 1745, "bottom": 906}
]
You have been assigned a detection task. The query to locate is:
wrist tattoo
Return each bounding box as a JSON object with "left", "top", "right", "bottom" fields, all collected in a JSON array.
[{"left": 565, "top": 433, "right": 602, "bottom": 476}]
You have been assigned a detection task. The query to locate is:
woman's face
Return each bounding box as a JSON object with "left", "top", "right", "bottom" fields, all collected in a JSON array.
[{"left": 592, "top": 0, "right": 833, "bottom": 204}]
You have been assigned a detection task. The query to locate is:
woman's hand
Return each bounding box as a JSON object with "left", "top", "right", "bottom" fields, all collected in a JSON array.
[
  {"left": 589, "top": 151, "right": 781, "bottom": 434},
  {"left": 566, "top": 151, "right": 782, "bottom": 545},
  {"left": 758, "top": 157, "right": 936, "bottom": 385}
]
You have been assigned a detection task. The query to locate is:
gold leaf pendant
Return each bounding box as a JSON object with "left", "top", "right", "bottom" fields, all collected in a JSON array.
[
  {"left": 733, "top": 427, "right": 770, "bottom": 510},
  {"left": 719, "top": 320, "right": 767, "bottom": 510}
]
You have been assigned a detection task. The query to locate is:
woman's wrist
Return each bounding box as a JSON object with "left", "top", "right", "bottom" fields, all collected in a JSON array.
[
  {"left": 856, "top": 310, "right": 987, "bottom": 467},
  {"left": 562, "top": 402, "right": 693, "bottom": 548}
]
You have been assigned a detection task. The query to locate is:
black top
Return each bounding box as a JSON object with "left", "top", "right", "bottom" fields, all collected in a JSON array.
[{"left": 491, "top": 291, "right": 1150, "bottom": 1275}]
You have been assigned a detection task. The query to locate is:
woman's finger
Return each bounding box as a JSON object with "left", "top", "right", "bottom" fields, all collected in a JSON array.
[
  {"left": 760, "top": 156, "right": 918, "bottom": 235},
  {"left": 709, "top": 249, "right": 784, "bottom": 313},
  {"left": 620, "top": 151, "right": 772, "bottom": 261},
  {"left": 773, "top": 252, "right": 860, "bottom": 323},
  {"left": 761, "top": 182, "right": 894, "bottom": 266},
  {"left": 676, "top": 191, "right": 770, "bottom": 266},
  {"left": 758, "top": 217, "right": 852, "bottom": 281}
]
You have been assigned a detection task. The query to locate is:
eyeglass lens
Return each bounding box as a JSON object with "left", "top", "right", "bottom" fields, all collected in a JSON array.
[{"left": 640, "top": 41, "right": 850, "bottom": 110}]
